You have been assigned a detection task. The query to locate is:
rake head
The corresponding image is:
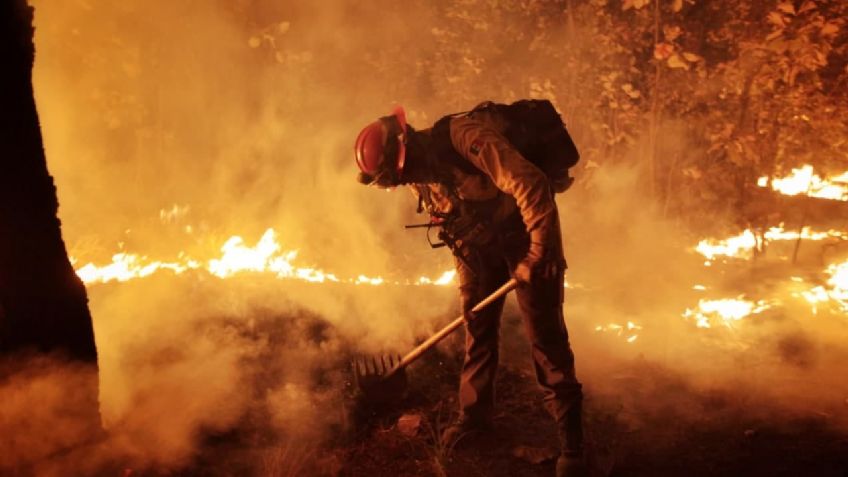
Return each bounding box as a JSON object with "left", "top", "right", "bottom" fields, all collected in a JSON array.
[{"left": 352, "top": 354, "right": 408, "bottom": 404}]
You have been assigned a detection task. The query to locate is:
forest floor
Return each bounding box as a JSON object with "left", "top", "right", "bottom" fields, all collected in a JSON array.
[
  {"left": 331, "top": 355, "right": 848, "bottom": 477},
  {"left": 184, "top": 334, "right": 848, "bottom": 477},
  {"left": 82, "top": 255, "right": 848, "bottom": 477}
]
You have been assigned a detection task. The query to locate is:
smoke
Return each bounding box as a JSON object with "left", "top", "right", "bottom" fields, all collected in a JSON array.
[
  {"left": 555, "top": 162, "right": 848, "bottom": 431},
  {"left": 0, "top": 356, "right": 101, "bottom": 473},
  {"left": 14, "top": 0, "right": 848, "bottom": 473}
]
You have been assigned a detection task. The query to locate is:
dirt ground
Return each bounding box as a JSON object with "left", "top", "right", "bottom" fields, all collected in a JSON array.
[
  {"left": 178, "top": 335, "right": 848, "bottom": 477},
  {"left": 334, "top": 353, "right": 848, "bottom": 477},
  {"left": 80, "top": 274, "right": 848, "bottom": 477}
]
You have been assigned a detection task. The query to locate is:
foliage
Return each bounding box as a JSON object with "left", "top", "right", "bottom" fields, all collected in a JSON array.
[{"left": 44, "top": 0, "right": 848, "bottom": 232}]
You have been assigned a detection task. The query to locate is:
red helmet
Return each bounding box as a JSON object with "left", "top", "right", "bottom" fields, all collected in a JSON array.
[{"left": 354, "top": 106, "right": 407, "bottom": 183}]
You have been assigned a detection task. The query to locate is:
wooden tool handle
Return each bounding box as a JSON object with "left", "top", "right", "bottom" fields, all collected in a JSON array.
[{"left": 388, "top": 278, "right": 518, "bottom": 375}]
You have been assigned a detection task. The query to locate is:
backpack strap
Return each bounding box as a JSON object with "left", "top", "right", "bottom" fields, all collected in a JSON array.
[{"left": 431, "top": 115, "right": 484, "bottom": 176}]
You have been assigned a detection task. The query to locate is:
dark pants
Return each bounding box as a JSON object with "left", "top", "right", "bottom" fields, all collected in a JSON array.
[{"left": 454, "top": 229, "right": 583, "bottom": 452}]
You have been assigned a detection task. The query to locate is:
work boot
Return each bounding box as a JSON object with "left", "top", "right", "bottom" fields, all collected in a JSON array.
[
  {"left": 555, "top": 451, "right": 589, "bottom": 477},
  {"left": 555, "top": 407, "right": 587, "bottom": 476},
  {"left": 440, "top": 414, "right": 490, "bottom": 448}
]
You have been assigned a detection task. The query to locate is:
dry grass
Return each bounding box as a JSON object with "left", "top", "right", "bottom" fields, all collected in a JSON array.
[{"left": 259, "top": 440, "right": 315, "bottom": 477}]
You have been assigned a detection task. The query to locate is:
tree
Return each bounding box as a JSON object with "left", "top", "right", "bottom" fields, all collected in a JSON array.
[{"left": 0, "top": 0, "right": 101, "bottom": 471}]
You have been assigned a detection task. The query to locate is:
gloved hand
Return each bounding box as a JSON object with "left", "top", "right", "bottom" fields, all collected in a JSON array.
[{"left": 513, "top": 240, "right": 558, "bottom": 284}]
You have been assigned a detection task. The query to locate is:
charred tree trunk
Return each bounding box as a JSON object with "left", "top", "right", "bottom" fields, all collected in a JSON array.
[{"left": 0, "top": 0, "right": 101, "bottom": 467}]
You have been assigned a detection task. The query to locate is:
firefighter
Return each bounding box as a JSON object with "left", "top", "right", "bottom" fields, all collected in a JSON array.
[{"left": 354, "top": 106, "right": 586, "bottom": 477}]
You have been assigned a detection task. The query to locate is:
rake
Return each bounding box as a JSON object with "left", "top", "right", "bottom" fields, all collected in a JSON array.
[{"left": 353, "top": 278, "right": 518, "bottom": 403}]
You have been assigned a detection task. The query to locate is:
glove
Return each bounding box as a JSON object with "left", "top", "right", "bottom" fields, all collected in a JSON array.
[{"left": 513, "top": 240, "right": 558, "bottom": 284}]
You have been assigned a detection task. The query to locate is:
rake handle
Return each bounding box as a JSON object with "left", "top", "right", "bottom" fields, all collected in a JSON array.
[{"left": 385, "top": 278, "right": 518, "bottom": 378}]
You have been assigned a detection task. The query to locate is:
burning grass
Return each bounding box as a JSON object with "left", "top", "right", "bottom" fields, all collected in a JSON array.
[
  {"left": 47, "top": 168, "right": 848, "bottom": 475},
  {"left": 73, "top": 228, "right": 456, "bottom": 287},
  {"left": 60, "top": 238, "right": 848, "bottom": 475}
]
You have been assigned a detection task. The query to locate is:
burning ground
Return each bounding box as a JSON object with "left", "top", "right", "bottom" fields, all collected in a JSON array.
[
  {"left": 7, "top": 164, "right": 848, "bottom": 476},
  {"left": 6, "top": 0, "right": 848, "bottom": 475}
]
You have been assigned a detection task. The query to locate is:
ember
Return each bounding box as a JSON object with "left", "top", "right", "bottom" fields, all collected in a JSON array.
[{"left": 594, "top": 321, "right": 642, "bottom": 343}]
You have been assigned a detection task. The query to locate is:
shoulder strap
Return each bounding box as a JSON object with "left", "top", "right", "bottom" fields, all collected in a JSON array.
[{"left": 431, "top": 115, "right": 484, "bottom": 176}]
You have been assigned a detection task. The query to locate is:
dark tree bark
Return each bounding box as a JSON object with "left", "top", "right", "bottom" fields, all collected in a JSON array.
[{"left": 0, "top": 0, "right": 102, "bottom": 464}]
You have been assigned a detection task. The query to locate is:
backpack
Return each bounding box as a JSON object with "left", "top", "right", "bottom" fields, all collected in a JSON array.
[{"left": 433, "top": 99, "right": 580, "bottom": 193}]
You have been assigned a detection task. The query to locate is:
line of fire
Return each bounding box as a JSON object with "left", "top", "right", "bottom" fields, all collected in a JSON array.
[{"left": 2, "top": 1, "right": 847, "bottom": 476}]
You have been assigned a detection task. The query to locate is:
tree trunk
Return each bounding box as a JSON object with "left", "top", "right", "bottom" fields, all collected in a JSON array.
[
  {"left": 0, "top": 0, "right": 102, "bottom": 470},
  {"left": 647, "top": 0, "right": 662, "bottom": 198}
]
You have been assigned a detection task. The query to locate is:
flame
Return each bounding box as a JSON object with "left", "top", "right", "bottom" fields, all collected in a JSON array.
[
  {"left": 682, "top": 297, "right": 772, "bottom": 329},
  {"left": 159, "top": 204, "right": 191, "bottom": 224},
  {"left": 209, "top": 229, "right": 290, "bottom": 278},
  {"left": 827, "top": 261, "right": 848, "bottom": 306},
  {"left": 416, "top": 270, "right": 457, "bottom": 286},
  {"left": 74, "top": 228, "right": 456, "bottom": 287},
  {"left": 800, "top": 286, "right": 830, "bottom": 314},
  {"left": 354, "top": 275, "right": 385, "bottom": 286},
  {"left": 757, "top": 165, "right": 848, "bottom": 201},
  {"left": 798, "top": 259, "right": 848, "bottom": 313},
  {"left": 74, "top": 253, "right": 200, "bottom": 284},
  {"left": 695, "top": 226, "right": 847, "bottom": 261},
  {"left": 594, "top": 321, "right": 642, "bottom": 343},
  {"left": 695, "top": 230, "right": 757, "bottom": 261},
  {"left": 762, "top": 227, "right": 846, "bottom": 242}
]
